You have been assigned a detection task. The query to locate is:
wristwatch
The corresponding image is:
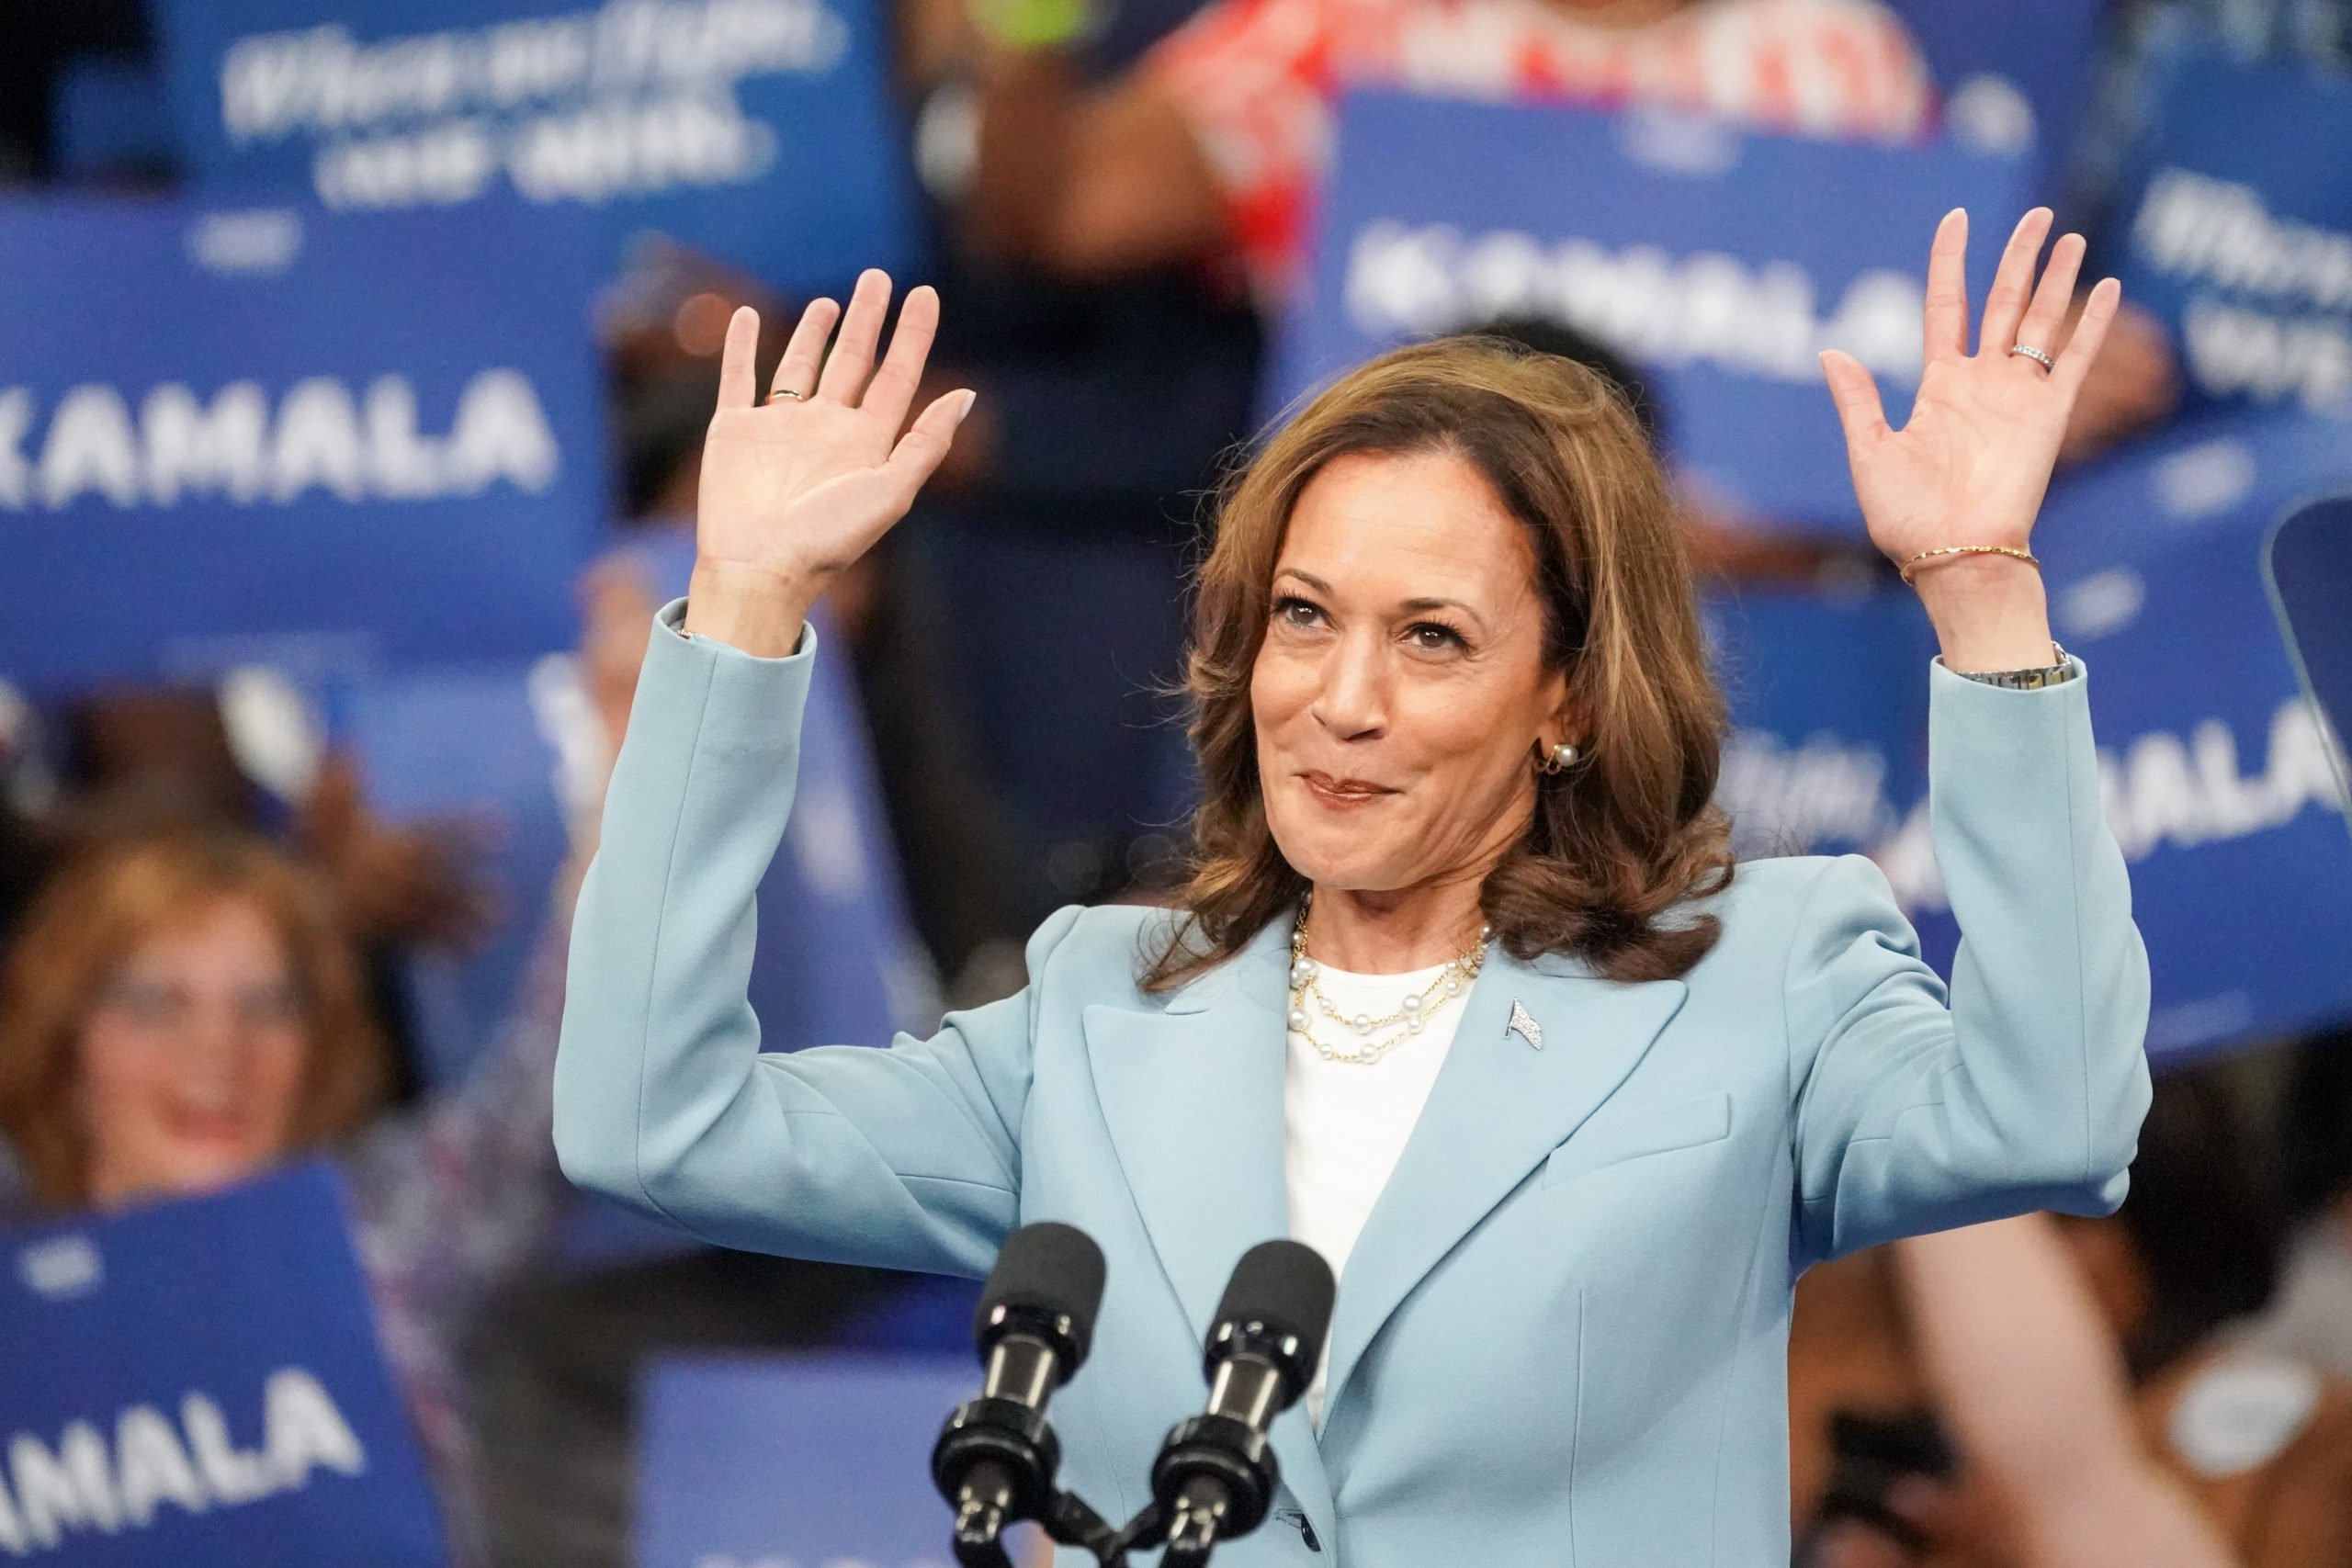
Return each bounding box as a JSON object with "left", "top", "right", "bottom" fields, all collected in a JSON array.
[{"left": 1951, "top": 642, "right": 2077, "bottom": 690}]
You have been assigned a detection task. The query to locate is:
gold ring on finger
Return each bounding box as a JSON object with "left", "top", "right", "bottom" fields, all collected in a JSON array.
[{"left": 765, "top": 387, "right": 807, "bottom": 403}]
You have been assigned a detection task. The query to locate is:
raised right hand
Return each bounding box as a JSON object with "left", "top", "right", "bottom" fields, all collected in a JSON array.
[{"left": 686, "top": 270, "right": 972, "bottom": 655}]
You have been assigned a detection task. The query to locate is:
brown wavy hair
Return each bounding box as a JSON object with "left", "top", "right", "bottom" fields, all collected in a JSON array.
[
  {"left": 0, "top": 829, "right": 388, "bottom": 1207},
  {"left": 1143, "top": 335, "right": 1734, "bottom": 990}
]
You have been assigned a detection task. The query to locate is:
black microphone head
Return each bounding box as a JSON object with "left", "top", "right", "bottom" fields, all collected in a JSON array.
[
  {"left": 974, "top": 1222, "right": 1107, "bottom": 1371},
  {"left": 1205, "top": 1239, "right": 1337, "bottom": 1393}
]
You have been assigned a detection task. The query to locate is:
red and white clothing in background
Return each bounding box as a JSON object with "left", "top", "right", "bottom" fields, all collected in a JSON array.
[{"left": 1146, "top": 0, "right": 1934, "bottom": 301}]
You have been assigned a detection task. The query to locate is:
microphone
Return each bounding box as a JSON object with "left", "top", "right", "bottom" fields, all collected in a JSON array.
[
  {"left": 931, "top": 1223, "right": 1106, "bottom": 1568},
  {"left": 1148, "top": 1240, "right": 1337, "bottom": 1568}
]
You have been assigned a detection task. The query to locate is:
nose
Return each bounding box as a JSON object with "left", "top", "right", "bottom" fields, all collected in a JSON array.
[
  {"left": 180, "top": 1000, "right": 248, "bottom": 1100},
  {"left": 1310, "top": 628, "right": 1388, "bottom": 741}
]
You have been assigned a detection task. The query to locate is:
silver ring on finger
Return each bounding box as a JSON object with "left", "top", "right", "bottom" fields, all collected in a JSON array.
[
  {"left": 764, "top": 387, "right": 807, "bottom": 403},
  {"left": 2008, "top": 344, "right": 2055, "bottom": 373}
]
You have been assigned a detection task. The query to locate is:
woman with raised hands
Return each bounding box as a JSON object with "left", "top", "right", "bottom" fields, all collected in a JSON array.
[{"left": 556, "top": 207, "right": 2150, "bottom": 1565}]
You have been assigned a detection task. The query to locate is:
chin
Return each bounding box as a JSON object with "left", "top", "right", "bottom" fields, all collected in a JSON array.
[
  {"left": 1269, "top": 828, "right": 1408, "bottom": 894},
  {"left": 162, "top": 1147, "right": 273, "bottom": 1199}
]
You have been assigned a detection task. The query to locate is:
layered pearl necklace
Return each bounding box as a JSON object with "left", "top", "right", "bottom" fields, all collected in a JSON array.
[{"left": 1285, "top": 905, "right": 1491, "bottom": 1066}]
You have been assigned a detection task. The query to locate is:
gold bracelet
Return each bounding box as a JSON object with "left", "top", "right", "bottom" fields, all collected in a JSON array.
[{"left": 1896, "top": 544, "right": 2041, "bottom": 585}]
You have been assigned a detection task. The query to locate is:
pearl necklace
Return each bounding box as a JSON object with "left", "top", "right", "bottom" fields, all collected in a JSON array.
[{"left": 1285, "top": 908, "right": 1490, "bottom": 1066}]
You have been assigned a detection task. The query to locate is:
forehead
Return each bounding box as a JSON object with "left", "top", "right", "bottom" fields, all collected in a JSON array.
[
  {"left": 115, "top": 894, "right": 289, "bottom": 975},
  {"left": 1277, "top": 449, "right": 1536, "bottom": 602}
]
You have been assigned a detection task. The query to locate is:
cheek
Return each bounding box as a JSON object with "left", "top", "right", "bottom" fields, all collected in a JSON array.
[
  {"left": 75, "top": 1024, "right": 172, "bottom": 1126},
  {"left": 249, "top": 1028, "right": 311, "bottom": 1126},
  {"left": 1399, "top": 682, "right": 1534, "bottom": 783},
  {"left": 1249, "top": 643, "right": 1316, "bottom": 739}
]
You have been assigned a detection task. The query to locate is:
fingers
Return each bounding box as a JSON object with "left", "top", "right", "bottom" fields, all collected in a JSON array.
[
  {"left": 1818, "top": 350, "right": 1890, "bottom": 451},
  {"left": 1922, "top": 209, "right": 1969, "bottom": 365},
  {"left": 2052, "top": 276, "right": 2124, "bottom": 400},
  {"left": 881, "top": 388, "right": 977, "bottom": 507},
  {"left": 862, "top": 283, "right": 940, "bottom": 429},
  {"left": 1978, "top": 208, "right": 2053, "bottom": 354},
  {"left": 2012, "top": 230, "right": 2086, "bottom": 365},
  {"left": 770, "top": 296, "right": 842, "bottom": 402},
  {"left": 717, "top": 305, "right": 761, "bottom": 411},
  {"left": 816, "top": 269, "right": 891, "bottom": 401}
]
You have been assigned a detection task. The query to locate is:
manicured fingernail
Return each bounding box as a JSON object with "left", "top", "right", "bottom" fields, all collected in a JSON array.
[{"left": 955, "top": 389, "right": 978, "bottom": 423}]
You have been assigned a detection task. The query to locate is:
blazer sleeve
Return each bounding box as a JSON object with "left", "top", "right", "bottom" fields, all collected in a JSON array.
[
  {"left": 553, "top": 600, "right": 1063, "bottom": 1279},
  {"left": 1786, "top": 656, "right": 2153, "bottom": 1266}
]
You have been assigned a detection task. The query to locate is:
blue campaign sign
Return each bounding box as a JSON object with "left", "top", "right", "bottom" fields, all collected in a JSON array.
[
  {"left": 1897, "top": 408, "right": 2352, "bottom": 1057},
  {"left": 2267, "top": 496, "right": 2352, "bottom": 834},
  {"left": 637, "top": 1354, "right": 973, "bottom": 1568},
  {"left": 1707, "top": 585, "right": 1930, "bottom": 862},
  {"left": 0, "top": 1163, "right": 446, "bottom": 1565},
  {"left": 0, "top": 195, "right": 605, "bottom": 694},
  {"left": 1887, "top": 0, "right": 2103, "bottom": 185},
  {"left": 2111, "top": 52, "right": 2352, "bottom": 412},
  {"left": 1277, "top": 93, "right": 2031, "bottom": 533},
  {"left": 153, "top": 0, "right": 919, "bottom": 297}
]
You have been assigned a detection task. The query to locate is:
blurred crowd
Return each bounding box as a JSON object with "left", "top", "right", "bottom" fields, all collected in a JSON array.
[{"left": 4, "top": 0, "right": 2351, "bottom": 1565}]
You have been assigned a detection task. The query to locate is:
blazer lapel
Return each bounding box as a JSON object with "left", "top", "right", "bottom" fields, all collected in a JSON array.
[
  {"left": 1082, "top": 915, "right": 1338, "bottom": 1554},
  {"left": 1082, "top": 916, "right": 1293, "bottom": 1338},
  {"left": 1319, "top": 953, "right": 1690, "bottom": 1430}
]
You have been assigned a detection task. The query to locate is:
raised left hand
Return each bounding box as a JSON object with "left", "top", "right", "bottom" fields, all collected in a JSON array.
[{"left": 1820, "top": 208, "right": 2122, "bottom": 574}]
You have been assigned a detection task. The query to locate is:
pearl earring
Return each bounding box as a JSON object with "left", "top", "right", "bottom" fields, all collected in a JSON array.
[{"left": 1541, "top": 740, "right": 1581, "bottom": 775}]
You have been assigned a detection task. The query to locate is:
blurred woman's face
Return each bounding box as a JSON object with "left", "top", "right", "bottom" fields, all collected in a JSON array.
[
  {"left": 75, "top": 896, "right": 308, "bottom": 1207},
  {"left": 1251, "top": 449, "right": 1569, "bottom": 897}
]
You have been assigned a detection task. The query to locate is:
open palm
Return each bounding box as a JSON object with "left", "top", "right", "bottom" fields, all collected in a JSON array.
[
  {"left": 695, "top": 270, "right": 969, "bottom": 591},
  {"left": 1821, "top": 209, "right": 2122, "bottom": 570}
]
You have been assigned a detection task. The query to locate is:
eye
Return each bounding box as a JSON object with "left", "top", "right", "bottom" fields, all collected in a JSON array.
[
  {"left": 102, "top": 978, "right": 186, "bottom": 1029},
  {"left": 1407, "top": 620, "right": 1466, "bottom": 651},
  {"left": 236, "top": 981, "right": 305, "bottom": 1031},
  {"left": 1272, "top": 595, "right": 1325, "bottom": 629}
]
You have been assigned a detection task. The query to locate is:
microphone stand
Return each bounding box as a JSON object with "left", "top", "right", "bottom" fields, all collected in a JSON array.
[
  {"left": 946, "top": 1487, "right": 1128, "bottom": 1568},
  {"left": 951, "top": 1491, "right": 1176, "bottom": 1568}
]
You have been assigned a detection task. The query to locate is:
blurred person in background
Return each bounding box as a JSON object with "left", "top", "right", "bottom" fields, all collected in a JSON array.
[
  {"left": 2058, "top": 1068, "right": 2352, "bottom": 1566},
  {"left": 965, "top": 0, "right": 1931, "bottom": 303},
  {"left": 0, "top": 829, "right": 577, "bottom": 1566},
  {"left": 43, "top": 680, "right": 489, "bottom": 1101},
  {"left": 2254, "top": 1027, "right": 2352, "bottom": 1381},
  {"left": 1799, "top": 1214, "right": 2239, "bottom": 1568},
  {"left": 1792, "top": 1067, "right": 2352, "bottom": 1568}
]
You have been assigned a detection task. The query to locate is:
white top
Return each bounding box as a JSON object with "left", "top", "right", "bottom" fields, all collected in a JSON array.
[{"left": 1284, "top": 958, "right": 1472, "bottom": 1428}]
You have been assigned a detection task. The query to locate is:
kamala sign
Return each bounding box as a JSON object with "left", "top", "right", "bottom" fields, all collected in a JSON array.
[
  {"left": 1276, "top": 93, "right": 2030, "bottom": 534},
  {"left": 0, "top": 197, "right": 604, "bottom": 692},
  {"left": 0, "top": 1164, "right": 447, "bottom": 1565}
]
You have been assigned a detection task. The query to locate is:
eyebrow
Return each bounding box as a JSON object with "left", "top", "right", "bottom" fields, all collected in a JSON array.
[{"left": 1273, "top": 570, "right": 1490, "bottom": 631}]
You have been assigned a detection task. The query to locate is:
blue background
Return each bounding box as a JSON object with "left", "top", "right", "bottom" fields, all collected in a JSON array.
[{"left": 637, "top": 1353, "right": 979, "bottom": 1568}]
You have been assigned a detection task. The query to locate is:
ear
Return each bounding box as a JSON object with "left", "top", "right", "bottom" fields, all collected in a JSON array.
[{"left": 1539, "top": 684, "right": 1585, "bottom": 752}]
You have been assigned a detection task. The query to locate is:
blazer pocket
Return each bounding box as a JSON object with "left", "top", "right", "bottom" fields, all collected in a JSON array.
[{"left": 1541, "top": 1091, "right": 1732, "bottom": 1190}]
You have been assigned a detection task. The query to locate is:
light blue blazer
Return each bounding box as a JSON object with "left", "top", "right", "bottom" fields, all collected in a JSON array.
[{"left": 554, "top": 602, "right": 2152, "bottom": 1568}]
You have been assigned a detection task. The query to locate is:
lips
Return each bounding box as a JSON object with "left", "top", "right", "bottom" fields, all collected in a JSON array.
[
  {"left": 164, "top": 1105, "right": 256, "bottom": 1145},
  {"left": 1299, "top": 770, "right": 1398, "bottom": 807}
]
